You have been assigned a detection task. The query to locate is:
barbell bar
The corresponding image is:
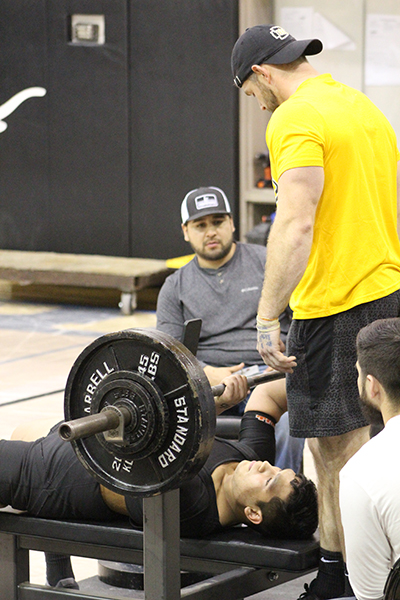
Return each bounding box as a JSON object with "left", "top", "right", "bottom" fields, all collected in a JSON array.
[
  {"left": 59, "top": 328, "right": 285, "bottom": 498},
  {"left": 59, "top": 405, "right": 131, "bottom": 442},
  {"left": 211, "top": 368, "right": 285, "bottom": 397},
  {"left": 60, "top": 367, "right": 284, "bottom": 443}
]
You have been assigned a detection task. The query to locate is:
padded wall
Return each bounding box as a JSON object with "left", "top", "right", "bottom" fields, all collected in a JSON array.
[
  {"left": 0, "top": 0, "right": 238, "bottom": 259},
  {"left": 0, "top": 0, "right": 49, "bottom": 249},
  {"left": 46, "top": 0, "right": 131, "bottom": 256},
  {"left": 128, "top": 0, "right": 239, "bottom": 258}
]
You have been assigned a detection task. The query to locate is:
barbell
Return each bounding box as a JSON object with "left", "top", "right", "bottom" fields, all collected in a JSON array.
[{"left": 59, "top": 328, "right": 284, "bottom": 498}]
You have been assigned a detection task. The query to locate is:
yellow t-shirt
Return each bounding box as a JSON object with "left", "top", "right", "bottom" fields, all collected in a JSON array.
[{"left": 266, "top": 74, "right": 400, "bottom": 319}]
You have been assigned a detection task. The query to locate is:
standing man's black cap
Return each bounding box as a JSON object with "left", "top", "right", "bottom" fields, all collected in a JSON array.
[{"left": 231, "top": 24, "right": 323, "bottom": 88}]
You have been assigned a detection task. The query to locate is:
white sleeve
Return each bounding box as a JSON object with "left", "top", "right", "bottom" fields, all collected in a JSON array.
[{"left": 339, "top": 475, "right": 391, "bottom": 600}]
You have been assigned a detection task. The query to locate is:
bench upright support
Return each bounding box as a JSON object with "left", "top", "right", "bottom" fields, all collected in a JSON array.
[
  {"left": 0, "top": 531, "right": 29, "bottom": 600},
  {"left": 143, "top": 489, "right": 181, "bottom": 600}
]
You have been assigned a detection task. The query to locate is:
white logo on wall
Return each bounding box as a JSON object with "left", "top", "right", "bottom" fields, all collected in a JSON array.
[{"left": 0, "top": 87, "right": 47, "bottom": 133}]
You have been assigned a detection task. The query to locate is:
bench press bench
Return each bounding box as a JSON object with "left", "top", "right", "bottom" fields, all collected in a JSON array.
[
  {"left": 0, "top": 510, "right": 319, "bottom": 600},
  {"left": 0, "top": 250, "right": 171, "bottom": 314}
]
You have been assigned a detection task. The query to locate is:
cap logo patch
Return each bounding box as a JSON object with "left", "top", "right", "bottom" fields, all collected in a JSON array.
[
  {"left": 270, "top": 26, "right": 289, "bottom": 40},
  {"left": 195, "top": 193, "right": 219, "bottom": 210}
]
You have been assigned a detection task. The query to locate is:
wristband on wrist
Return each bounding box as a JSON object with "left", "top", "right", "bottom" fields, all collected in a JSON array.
[
  {"left": 256, "top": 315, "right": 280, "bottom": 333},
  {"left": 257, "top": 315, "right": 278, "bottom": 322}
]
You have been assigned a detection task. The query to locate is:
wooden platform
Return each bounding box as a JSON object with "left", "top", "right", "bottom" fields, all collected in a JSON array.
[{"left": 0, "top": 250, "right": 171, "bottom": 314}]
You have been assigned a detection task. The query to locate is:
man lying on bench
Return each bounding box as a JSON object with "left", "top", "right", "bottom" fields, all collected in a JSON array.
[{"left": 0, "top": 373, "right": 318, "bottom": 590}]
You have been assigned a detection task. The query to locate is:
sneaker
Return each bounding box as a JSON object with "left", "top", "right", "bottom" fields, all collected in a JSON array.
[
  {"left": 298, "top": 583, "right": 321, "bottom": 600},
  {"left": 297, "top": 581, "right": 356, "bottom": 600},
  {"left": 55, "top": 577, "right": 79, "bottom": 590}
]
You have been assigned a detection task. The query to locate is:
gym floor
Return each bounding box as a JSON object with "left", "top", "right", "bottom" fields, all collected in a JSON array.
[{"left": 0, "top": 282, "right": 316, "bottom": 599}]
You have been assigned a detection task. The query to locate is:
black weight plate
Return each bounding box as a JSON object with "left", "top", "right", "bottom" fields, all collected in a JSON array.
[
  {"left": 64, "top": 328, "right": 215, "bottom": 497},
  {"left": 90, "top": 370, "right": 168, "bottom": 459}
]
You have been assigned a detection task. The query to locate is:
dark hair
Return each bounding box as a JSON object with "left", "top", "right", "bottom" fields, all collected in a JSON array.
[
  {"left": 356, "top": 318, "right": 400, "bottom": 404},
  {"left": 248, "top": 473, "right": 318, "bottom": 539}
]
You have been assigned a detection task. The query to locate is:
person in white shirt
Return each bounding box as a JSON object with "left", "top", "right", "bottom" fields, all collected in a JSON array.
[{"left": 339, "top": 317, "right": 400, "bottom": 600}]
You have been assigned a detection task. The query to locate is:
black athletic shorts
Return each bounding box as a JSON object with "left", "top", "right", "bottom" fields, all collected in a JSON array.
[
  {"left": 0, "top": 426, "right": 118, "bottom": 520},
  {"left": 286, "top": 289, "right": 400, "bottom": 438}
]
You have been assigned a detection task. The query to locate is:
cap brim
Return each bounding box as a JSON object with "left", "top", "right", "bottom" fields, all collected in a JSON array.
[
  {"left": 267, "top": 38, "right": 323, "bottom": 65},
  {"left": 183, "top": 209, "right": 231, "bottom": 224}
]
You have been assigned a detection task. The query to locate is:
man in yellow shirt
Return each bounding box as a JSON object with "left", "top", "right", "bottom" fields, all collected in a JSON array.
[{"left": 231, "top": 24, "right": 400, "bottom": 600}]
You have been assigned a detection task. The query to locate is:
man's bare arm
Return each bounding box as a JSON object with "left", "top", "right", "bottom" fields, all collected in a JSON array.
[
  {"left": 257, "top": 166, "right": 324, "bottom": 371},
  {"left": 244, "top": 377, "right": 287, "bottom": 423}
]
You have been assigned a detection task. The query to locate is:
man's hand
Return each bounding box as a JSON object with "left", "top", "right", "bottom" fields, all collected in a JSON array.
[
  {"left": 203, "top": 363, "right": 245, "bottom": 387},
  {"left": 214, "top": 373, "right": 249, "bottom": 415},
  {"left": 256, "top": 316, "right": 297, "bottom": 373}
]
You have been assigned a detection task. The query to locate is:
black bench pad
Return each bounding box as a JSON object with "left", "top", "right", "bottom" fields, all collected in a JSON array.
[
  {"left": 0, "top": 511, "right": 319, "bottom": 599},
  {"left": 0, "top": 511, "right": 319, "bottom": 572}
]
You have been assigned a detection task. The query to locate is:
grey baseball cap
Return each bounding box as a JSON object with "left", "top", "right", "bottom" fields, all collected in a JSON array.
[
  {"left": 231, "top": 24, "right": 323, "bottom": 88},
  {"left": 181, "top": 187, "right": 232, "bottom": 224}
]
